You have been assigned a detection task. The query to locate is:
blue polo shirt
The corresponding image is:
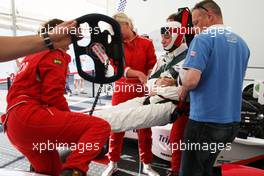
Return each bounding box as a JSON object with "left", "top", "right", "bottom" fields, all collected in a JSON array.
[{"left": 183, "top": 25, "right": 250, "bottom": 123}]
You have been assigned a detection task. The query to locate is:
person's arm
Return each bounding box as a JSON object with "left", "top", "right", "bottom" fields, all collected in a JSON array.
[
  {"left": 180, "top": 35, "right": 210, "bottom": 99},
  {"left": 179, "top": 68, "right": 201, "bottom": 99},
  {"left": 0, "top": 35, "right": 47, "bottom": 62},
  {"left": 38, "top": 50, "right": 70, "bottom": 111},
  {"left": 147, "top": 69, "right": 153, "bottom": 77},
  {"left": 155, "top": 86, "right": 180, "bottom": 100},
  {"left": 126, "top": 69, "right": 148, "bottom": 83},
  {"left": 0, "top": 20, "right": 77, "bottom": 62},
  {"left": 155, "top": 77, "right": 176, "bottom": 87},
  {"left": 181, "top": 69, "right": 201, "bottom": 90},
  {"left": 149, "top": 77, "right": 176, "bottom": 96},
  {"left": 125, "top": 39, "right": 157, "bottom": 84},
  {"left": 146, "top": 40, "right": 157, "bottom": 76},
  {"left": 146, "top": 62, "right": 159, "bottom": 91}
]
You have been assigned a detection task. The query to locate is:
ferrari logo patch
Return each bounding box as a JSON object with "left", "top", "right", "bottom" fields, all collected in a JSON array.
[{"left": 54, "top": 58, "right": 62, "bottom": 65}]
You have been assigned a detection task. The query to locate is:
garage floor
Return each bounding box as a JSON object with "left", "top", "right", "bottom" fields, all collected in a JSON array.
[
  {"left": 0, "top": 87, "right": 171, "bottom": 176},
  {"left": 0, "top": 133, "right": 170, "bottom": 176}
]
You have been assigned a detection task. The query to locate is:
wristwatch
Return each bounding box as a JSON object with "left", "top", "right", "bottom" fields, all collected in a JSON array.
[{"left": 42, "top": 32, "right": 54, "bottom": 50}]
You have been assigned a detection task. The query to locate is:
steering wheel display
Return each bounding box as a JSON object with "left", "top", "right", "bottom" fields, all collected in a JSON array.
[{"left": 71, "top": 13, "right": 125, "bottom": 84}]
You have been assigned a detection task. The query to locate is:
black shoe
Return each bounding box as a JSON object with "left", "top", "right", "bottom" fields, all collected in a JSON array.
[
  {"left": 60, "top": 169, "right": 86, "bottom": 176},
  {"left": 166, "top": 170, "right": 179, "bottom": 176}
]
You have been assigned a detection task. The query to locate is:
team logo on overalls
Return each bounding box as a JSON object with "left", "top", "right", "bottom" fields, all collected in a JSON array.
[{"left": 54, "top": 58, "right": 62, "bottom": 65}]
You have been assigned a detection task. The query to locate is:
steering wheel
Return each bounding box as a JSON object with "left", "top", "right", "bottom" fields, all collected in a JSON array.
[{"left": 71, "top": 13, "right": 125, "bottom": 84}]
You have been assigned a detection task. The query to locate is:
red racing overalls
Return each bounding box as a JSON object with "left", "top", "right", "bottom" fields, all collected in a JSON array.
[
  {"left": 109, "top": 35, "right": 157, "bottom": 164},
  {"left": 170, "top": 114, "right": 188, "bottom": 172},
  {"left": 1, "top": 49, "right": 110, "bottom": 176}
]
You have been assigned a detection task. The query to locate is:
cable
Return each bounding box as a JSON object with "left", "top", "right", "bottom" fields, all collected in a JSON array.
[
  {"left": 89, "top": 54, "right": 110, "bottom": 115},
  {"left": 89, "top": 84, "right": 103, "bottom": 115}
]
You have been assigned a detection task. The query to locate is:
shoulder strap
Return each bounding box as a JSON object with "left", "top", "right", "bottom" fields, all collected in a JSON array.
[{"left": 149, "top": 50, "right": 187, "bottom": 80}]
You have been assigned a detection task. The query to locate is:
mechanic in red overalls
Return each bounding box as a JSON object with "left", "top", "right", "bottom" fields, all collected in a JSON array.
[
  {"left": 0, "top": 19, "right": 110, "bottom": 176},
  {"left": 102, "top": 13, "right": 158, "bottom": 176}
]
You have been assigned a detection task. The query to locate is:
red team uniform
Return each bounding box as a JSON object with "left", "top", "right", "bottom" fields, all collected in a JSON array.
[
  {"left": 1, "top": 49, "right": 110, "bottom": 176},
  {"left": 109, "top": 35, "right": 156, "bottom": 164}
]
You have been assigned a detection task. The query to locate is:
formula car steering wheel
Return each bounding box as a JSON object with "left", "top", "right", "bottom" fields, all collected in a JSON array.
[{"left": 71, "top": 13, "right": 125, "bottom": 84}]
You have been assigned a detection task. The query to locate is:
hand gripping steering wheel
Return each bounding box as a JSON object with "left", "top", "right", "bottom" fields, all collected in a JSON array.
[{"left": 71, "top": 13, "right": 125, "bottom": 84}]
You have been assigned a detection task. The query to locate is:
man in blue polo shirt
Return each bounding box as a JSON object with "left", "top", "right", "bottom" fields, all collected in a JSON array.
[{"left": 178, "top": 1, "right": 250, "bottom": 176}]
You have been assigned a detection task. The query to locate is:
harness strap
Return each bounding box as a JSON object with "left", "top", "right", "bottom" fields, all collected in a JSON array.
[
  {"left": 149, "top": 50, "right": 187, "bottom": 80},
  {"left": 142, "top": 95, "right": 179, "bottom": 106}
]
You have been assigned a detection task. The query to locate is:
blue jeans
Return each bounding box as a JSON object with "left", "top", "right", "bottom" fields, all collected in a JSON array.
[{"left": 179, "top": 119, "right": 239, "bottom": 176}]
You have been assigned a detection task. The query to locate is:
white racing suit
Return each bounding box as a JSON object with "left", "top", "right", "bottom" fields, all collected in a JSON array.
[{"left": 94, "top": 43, "right": 188, "bottom": 132}]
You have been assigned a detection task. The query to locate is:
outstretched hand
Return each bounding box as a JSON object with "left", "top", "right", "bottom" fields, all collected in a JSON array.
[{"left": 49, "top": 20, "right": 78, "bottom": 49}]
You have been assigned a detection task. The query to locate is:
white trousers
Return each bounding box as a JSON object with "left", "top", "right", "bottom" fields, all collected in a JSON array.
[{"left": 94, "top": 97, "right": 175, "bottom": 132}]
